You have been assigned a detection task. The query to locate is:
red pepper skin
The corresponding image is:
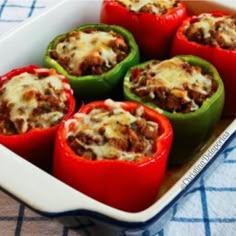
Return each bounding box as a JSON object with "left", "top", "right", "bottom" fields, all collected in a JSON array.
[
  {"left": 53, "top": 100, "right": 173, "bottom": 212},
  {"left": 0, "top": 65, "right": 76, "bottom": 172},
  {"left": 100, "top": 0, "right": 187, "bottom": 60},
  {"left": 170, "top": 12, "right": 236, "bottom": 117}
]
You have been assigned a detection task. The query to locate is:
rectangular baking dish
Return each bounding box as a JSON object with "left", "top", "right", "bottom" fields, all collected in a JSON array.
[{"left": 0, "top": 0, "right": 235, "bottom": 235}]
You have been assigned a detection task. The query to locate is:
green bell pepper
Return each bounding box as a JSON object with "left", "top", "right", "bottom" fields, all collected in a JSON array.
[
  {"left": 123, "top": 55, "right": 225, "bottom": 165},
  {"left": 44, "top": 23, "right": 140, "bottom": 100}
]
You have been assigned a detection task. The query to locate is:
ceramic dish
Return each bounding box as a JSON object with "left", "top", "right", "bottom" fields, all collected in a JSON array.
[{"left": 0, "top": 0, "right": 235, "bottom": 235}]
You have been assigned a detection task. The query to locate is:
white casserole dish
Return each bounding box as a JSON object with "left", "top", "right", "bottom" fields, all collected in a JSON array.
[{"left": 0, "top": 0, "right": 235, "bottom": 235}]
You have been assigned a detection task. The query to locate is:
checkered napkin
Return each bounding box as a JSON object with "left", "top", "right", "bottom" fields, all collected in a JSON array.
[
  {"left": 0, "top": 1, "right": 236, "bottom": 236},
  {"left": 0, "top": 0, "right": 50, "bottom": 34}
]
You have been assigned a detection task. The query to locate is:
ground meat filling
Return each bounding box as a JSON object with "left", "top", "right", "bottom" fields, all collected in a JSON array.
[
  {"left": 185, "top": 14, "right": 236, "bottom": 50},
  {"left": 66, "top": 100, "right": 159, "bottom": 161},
  {"left": 50, "top": 29, "right": 129, "bottom": 76},
  {"left": 117, "top": 0, "right": 179, "bottom": 15},
  {"left": 0, "top": 70, "right": 69, "bottom": 135},
  {"left": 129, "top": 58, "right": 217, "bottom": 113}
]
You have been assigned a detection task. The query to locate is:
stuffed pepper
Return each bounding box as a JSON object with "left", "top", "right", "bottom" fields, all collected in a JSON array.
[
  {"left": 53, "top": 99, "right": 173, "bottom": 212},
  {"left": 124, "top": 55, "right": 224, "bottom": 164},
  {"left": 170, "top": 12, "right": 236, "bottom": 117},
  {"left": 100, "top": 0, "right": 187, "bottom": 60},
  {"left": 44, "top": 23, "right": 139, "bottom": 100},
  {"left": 0, "top": 65, "right": 76, "bottom": 171}
]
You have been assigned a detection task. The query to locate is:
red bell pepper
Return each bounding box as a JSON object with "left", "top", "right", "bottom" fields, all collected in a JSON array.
[
  {"left": 53, "top": 100, "right": 173, "bottom": 212},
  {"left": 0, "top": 65, "right": 76, "bottom": 172},
  {"left": 170, "top": 11, "right": 236, "bottom": 117},
  {"left": 100, "top": 0, "right": 187, "bottom": 60}
]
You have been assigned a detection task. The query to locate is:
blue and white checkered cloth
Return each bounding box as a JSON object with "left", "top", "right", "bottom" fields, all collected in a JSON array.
[
  {"left": 0, "top": 1, "right": 236, "bottom": 235},
  {"left": 0, "top": 0, "right": 49, "bottom": 34}
]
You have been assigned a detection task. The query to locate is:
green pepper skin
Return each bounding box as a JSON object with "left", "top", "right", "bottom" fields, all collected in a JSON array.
[
  {"left": 44, "top": 23, "right": 140, "bottom": 100},
  {"left": 124, "top": 55, "right": 225, "bottom": 165}
]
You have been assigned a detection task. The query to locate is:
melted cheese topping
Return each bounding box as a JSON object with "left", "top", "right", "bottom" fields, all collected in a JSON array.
[
  {"left": 0, "top": 72, "right": 67, "bottom": 134},
  {"left": 117, "top": 0, "right": 177, "bottom": 14},
  {"left": 130, "top": 58, "right": 213, "bottom": 111},
  {"left": 66, "top": 99, "right": 158, "bottom": 161},
  {"left": 55, "top": 31, "right": 118, "bottom": 73},
  {"left": 148, "top": 58, "right": 211, "bottom": 93},
  {"left": 186, "top": 14, "right": 236, "bottom": 49}
]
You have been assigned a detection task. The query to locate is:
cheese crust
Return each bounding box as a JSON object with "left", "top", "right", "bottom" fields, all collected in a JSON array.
[
  {"left": 0, "top": 69, "right": 69, "bottom": 135},
  {"left": 117, "top": 0, "right": 178, "bottom": 15},
  {"left": 129, "top": 58, "right": 217, "bottom": 113},
  {"left": 50, "top": 29, "right": 129, "bottom": 76},
  {"left": 66, "top": 99, "right": 159, "bottom": 161},
  {"left": 185, "top": 14, "right": 236, "bottom": 50}
]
